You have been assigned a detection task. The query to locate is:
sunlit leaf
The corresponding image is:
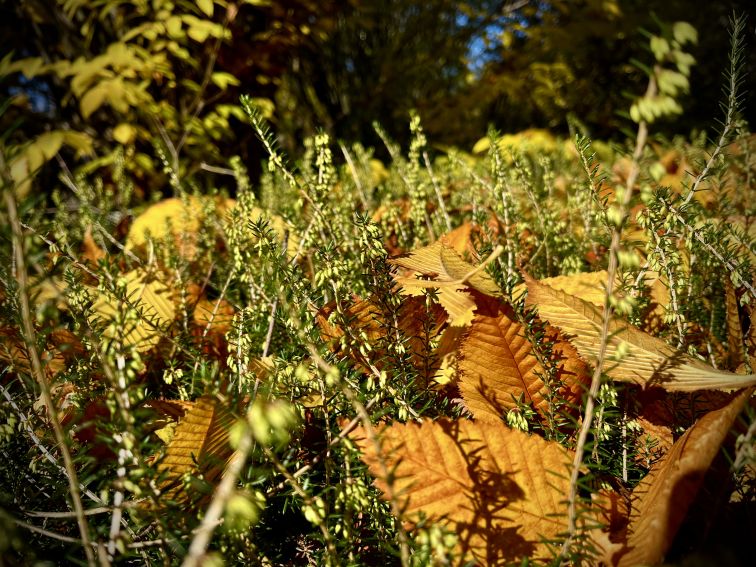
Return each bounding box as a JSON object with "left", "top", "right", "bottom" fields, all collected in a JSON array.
[
  {"left": 613, "top": 388, "right": 752, "bottom": 566},
  {"left": 89, "top": 269, "right": 176, "bottom": 352},
  {"left": 525, "top": 274, "right": 756, "bottom": 391},
  {"left": 352, "top": 418, "right": 571, "bottom": 564},
  {"left": 158, "top": 395, "right": 236, "bottom": 501}
]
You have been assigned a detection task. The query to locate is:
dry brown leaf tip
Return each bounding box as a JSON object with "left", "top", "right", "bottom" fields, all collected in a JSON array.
[{"left": 612, "top": 388, "right": 753, "bottom": 567}]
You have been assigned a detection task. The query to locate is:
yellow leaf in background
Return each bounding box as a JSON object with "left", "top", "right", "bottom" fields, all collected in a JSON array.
[
  {"left": 351, "top": 418, "right": 571, "bottom": 564},
  {"left": 80, "top": 82, "right": 108, "bottom": 118},
  {"left": 125, "top": 196, "right": 210, "bottom": 259},
  {"left": 126, "top": 196, "right": 296, "bottom": 261},
  {"left": 113, "top": 123, "right": 136, "bottom": 145},
  {"left": 196, "top": 0, "right": 214, "bottom": 18},
  {"left": 210, "top": 71, "right": 240, "bottom": 90},
  {"left": 390, "top": 241, "right": 501, "bottom": 326},
  {"left": 158, "top": 395, "right": 236, "bottom": 502},
  {"left": 524, "top": 274, "right": 756, "bottom": 392},
  {"left": 90, "top": 269, "right": 176, "bottom": 352},
  {"left": 610, "top": 388, "right": 751, "bottom": 567}
]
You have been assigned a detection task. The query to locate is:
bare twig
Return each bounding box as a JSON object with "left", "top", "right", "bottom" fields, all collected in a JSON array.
[
  {"left": 2, "top": 155, "right": 97, "bottom": 566},
  {"left": 558, "top": 76, "right": 654, "bottom": 562}
]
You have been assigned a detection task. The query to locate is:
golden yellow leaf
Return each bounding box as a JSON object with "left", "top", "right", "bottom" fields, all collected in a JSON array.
[
  {"left": 614, "top": 388, "right": 752, "bottom": 567},
  {"left": 524, "top": 275, "right": 756, "bottom": 392},
  {"left": 158, "top": 395, "right": 236, "bottom": 501},
  {"left": 126, "top": 196, "right": 295, "bottom": 261},
  {"left": 390, "top": 241, "right": 501, "bottom": 326},
  {"left": 514, "top": 271, "right": 609, "bottom": 306},
  {"left": 352, "top": 418, "right": 571, "bottom": 564},
  {"left": 431, "top": 325, "right": 466, "bottom": 385},
  {"left": 125, "top": 196, "right": 208, "bottom": 259},
  {"left": 90, "top": 269, "right": 176, "bottom": 352}
]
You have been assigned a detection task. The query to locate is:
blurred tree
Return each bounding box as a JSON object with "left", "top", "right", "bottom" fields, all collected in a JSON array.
[
  {"left": 0, "top": 0, "right": 348, "bottom": 197},
  {"left": 269, "top": 0, "right": 507, "bottom": 152},
  {"left": 466, "top": 0, "right": 756, "bottom": 139}
]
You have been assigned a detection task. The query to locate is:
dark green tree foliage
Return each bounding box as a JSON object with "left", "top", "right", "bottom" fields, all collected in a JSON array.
[{"left": 469, "top": 0, "right": 756, "bottom": 138}]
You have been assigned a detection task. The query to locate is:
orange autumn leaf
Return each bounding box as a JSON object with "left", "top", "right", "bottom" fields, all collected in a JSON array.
[
  {"left": 457, "top": 296, "right": 589, "bottom": 422},
  {"left": 193, "top": 296, "right": 235, "bottom": 335},
  {"left": 612, "top": 388, "right": 752, "bottom": 567},
  {"left": 351, "top": 418, "right": 571, "bottom": 564},
  {"left": 439, "top": 221, "right": 477, "bottom": 259},
  {"left": 457, "top": 298, "right": 546, "bottom": 421},
  {"left": 158, "top": 395, "right": 236, "bottom": 502}
]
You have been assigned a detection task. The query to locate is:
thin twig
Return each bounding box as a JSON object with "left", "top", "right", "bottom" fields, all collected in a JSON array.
[
  {"left": 181, "top": 408, "right": 254, "bottom": 567},
  {"left": 2, "top": 155, "right": 97, "bottom": 565},
  {"left": 558, "top": 76, "right": 654, "bottom": 562}
]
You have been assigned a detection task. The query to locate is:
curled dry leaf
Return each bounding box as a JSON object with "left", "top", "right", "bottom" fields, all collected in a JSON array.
[
  {"left": 89, "top": 269, "right": 176, "bottom": 352},
  {"left": 610, "top": 388, "right": 753, "bottom": 567},
  {"left": 351, "top": 418, "right": 571, "bottom": 565},
  {"left": 524, "top": 274, "right": 756, "bottom": 392},
  {"left": 390, "top": 241, "right": 501, "bottom": 327}
]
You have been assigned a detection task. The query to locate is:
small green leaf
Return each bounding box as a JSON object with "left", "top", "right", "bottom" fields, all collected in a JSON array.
[
  {"left": 210, "top": 71, "right": 240, "bottom": 90},
  {"left": 672, "top": 22, "right": 698, "bottom": 46}
]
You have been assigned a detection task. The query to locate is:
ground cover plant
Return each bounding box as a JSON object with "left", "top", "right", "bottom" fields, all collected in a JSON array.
[{"left": 1, "top": 6, "right": 756, "bottom": 567}]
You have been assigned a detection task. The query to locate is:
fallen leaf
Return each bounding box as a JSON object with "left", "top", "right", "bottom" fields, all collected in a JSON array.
[
  {"left": 390, "top": 241, "right": 501, "bottom": 326},
  {"left": 514, "top": 271, "right": 610, "bottom": 306},
  {"left": 317, "top": 294, "right": 446, "bottom": 382},
  {"left": 458, "top": 297, "right": 547, "bottom": 421},
  {"left": 724, "top": 277, "right": 744, "bottom": 369},
  {"left": 615, "top": 388, "right": 752, "bottom": 566},
  {"left": 458, "top": 296, "right": 589, "bottom": 422},
  {"left": 352, "top": 418, "right": 571, "bottom": 564},
  {"left": 158, "top": 395, "right": 236, "bottom": 502},
  {"left": 90, "top": 269, "right": 176, "bottom": 352},
  {"left": 524, "top": 275, "right": 756, "bottom": 392}
]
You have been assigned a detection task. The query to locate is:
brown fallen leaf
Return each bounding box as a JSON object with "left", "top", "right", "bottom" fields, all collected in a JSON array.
[
  {"left": 724, "top": 277, "right": 745, "bottom": 369},
  {"left": 317, "top": 294, "right": 446, "bottom": 382},
  {"left": 351, "top": 418, "right": 571, "bottom": 564},
  {"left": 614, "top": 388, "right": 753, "bottom": 567},
  {"left": 458, "top": 296, "right": 590, "bottom": 423},
  {"left": 524, "top": 274, "right": 756, "bottom": 392},
  {"left": 457, "top": 297, "right": 547, "bottom": 421}
]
